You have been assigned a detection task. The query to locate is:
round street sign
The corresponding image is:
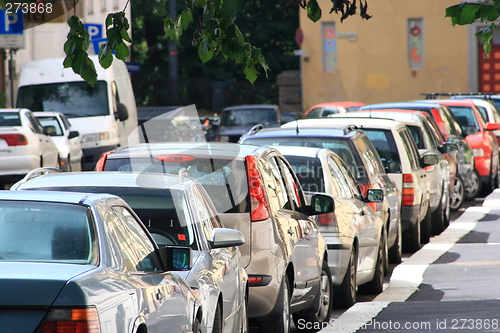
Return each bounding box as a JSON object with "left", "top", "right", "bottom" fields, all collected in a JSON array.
[{"left": 295, "top": 27, "right": 304, "bottom": 47}]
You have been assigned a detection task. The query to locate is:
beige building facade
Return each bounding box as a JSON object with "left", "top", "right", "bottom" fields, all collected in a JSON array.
[{"left": 298, "top": 0, "right": 485, "bottom": 110}]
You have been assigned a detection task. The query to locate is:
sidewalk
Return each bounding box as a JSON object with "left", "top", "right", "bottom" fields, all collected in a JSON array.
[{"left": 320, "top": 189, "right": 500, "bottom": 333}]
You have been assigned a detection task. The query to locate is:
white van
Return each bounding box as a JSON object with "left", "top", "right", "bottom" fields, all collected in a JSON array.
[{"left": 16, "top": 55, "right": 138, "bottom": 170}]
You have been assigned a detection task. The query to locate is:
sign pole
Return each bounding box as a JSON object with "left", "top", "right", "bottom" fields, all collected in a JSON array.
[{"left": 8, "top": 48, "right": 16, "bottom": 107}]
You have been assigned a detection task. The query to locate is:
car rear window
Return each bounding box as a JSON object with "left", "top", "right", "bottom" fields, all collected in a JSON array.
[
  {"left": 0, "top": 201, "right": 94, "bottom": 264},
  {"left": 361, "top": 129, "right": 401, "bottom": 167},
  {"left": 447, "top": 106, "right": 481, "bottom": 134},
  {"left": 104, "top": 157, "right": 249, "bottom": 214},
  {"left": 284, "top": 155, "right": 325, "bottom": 193},
  {"left": 0, "top": 112, "right": 21, "bottom": 127},
  {"left": 243, "top": 137, "right": 363, "bottom": 180}
]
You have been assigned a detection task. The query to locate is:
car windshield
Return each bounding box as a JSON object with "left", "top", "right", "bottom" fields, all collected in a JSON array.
[
  {"left": 243, "top": 136, "right": 363, "bottom": 180},
  {"left": 221, "top": 108, "right": 278, "bottom": 126},
  {"left": 360, "top": 129, "right": 401, "bottom": 167},
  {"left": 103, "top": 156, "right": 249, "bottom": 214},
  {"left": 30, "top": 186, "right": 197, "bottom": 249},
  {"left": 0, "top": 112, "right": 21, "bottom": 127},
  {"left": 36, "top": 116, "right": 64, "bottom": 136},
  {"left": 16, "top": 81, "right": 109, "bottom": 118},
  {"left": 0, "top": 201, "right": 94, "bottom": 264}
]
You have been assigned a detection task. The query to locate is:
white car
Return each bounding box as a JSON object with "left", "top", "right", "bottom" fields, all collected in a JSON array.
[
  {"left": 34, "top": 111, "right": 83, "bottom": 172},
  {"left": 0, "top": 108, "right": 58, "bottom": 187}
]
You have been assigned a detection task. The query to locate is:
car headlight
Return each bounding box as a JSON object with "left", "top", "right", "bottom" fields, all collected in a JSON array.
[
  {"left": 471, "top": 148, "right": 484, "bottom": 157},
  {"left": 81, "top": 132, "right": 110, "bottom": 143}
]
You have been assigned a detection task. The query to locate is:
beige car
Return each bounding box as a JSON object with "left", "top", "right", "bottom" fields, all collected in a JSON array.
[{"left": 95, "top": 142, "right": 336, "bottom": 333}]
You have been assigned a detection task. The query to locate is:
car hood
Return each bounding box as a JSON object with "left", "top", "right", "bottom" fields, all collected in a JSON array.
[{"left": 0, "top": 262, "right": 95, "bottom": 306}]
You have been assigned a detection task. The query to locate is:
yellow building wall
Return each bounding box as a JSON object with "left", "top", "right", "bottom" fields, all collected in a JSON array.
[{"left": 299, "top": 0, "right": 469, "bottom": 110}]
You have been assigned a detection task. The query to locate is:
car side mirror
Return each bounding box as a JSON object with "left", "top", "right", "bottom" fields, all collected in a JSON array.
[
  {"left": 386, "top": 161, "right": 402, "bottom": 173},
  {"left": 485, "top": 122, "right": 500, "bottom": 131},
  {"left": 421, "top": 153, "right": 440, "bottom": 167},
  {"left": 43, "top": 125, "right": 57, "bottom": 136},
  {"left": 156, "top": 246, "right": 193, "bottom": 271},
  {"left": 440, "top": 142, "right": 459, "bottom": 154},
  {"left": 116, "top": 102, "right": 129, "bottom": 121},
  {"left": 68, "top": 130, "right": 80, "bottom": 139},
  {"left": 209, "top": 228, "right": 245, "bottom": 248},
  {"left": 366, "top": 188, "right": 384, "bottom": 203},
  {"left": 307, "top": 193, "right": 335, "bottom": 215}
]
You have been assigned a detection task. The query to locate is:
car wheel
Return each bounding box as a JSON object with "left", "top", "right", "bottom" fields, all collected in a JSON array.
[
  {"left": 449, "top": 176, "right": 464, "bottom": 211},
  {"left": 402, "top": 219, "right": 420, "bottom": 253},
  {"left": 481, "top": 167, "right": 497, "bottom": 197},
  {"left": 212, "top": 301, "right": 223, "bottom": 333},
  {"left": 259, "top": 276, "right": 290, "bottom": 333},
  {"left": 66, "top": 155, "right": 72, "bottom": 172},
  {"left": 464, "top": 170, "right": 481, "bottom": 200},
  {"left": 333, "top": 248, "right": 357, "bottom": 309},
  {"left": 293, "top": 261, "right": 333, "bottom": 330},
  {"left": 358, "top": 233, "right": 385, "bottom": 295},
  {"left": 420, "top": 207, "right": 432, "bottom": 244},
  {"left": 388, "top": 219, "right": 402, "bottom": 264},
  {"left": 431, "top": 189, "right": 448, "bottom": 235}
]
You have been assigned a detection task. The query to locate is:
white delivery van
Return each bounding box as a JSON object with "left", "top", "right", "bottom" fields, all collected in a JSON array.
[{"left": 16, "top": 55, "right": 138, "bottom": 170}]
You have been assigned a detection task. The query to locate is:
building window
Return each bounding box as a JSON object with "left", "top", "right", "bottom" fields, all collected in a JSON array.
[
  {"left": 87, "top": 0, "right": 94, "bottom": 14},
  {"left": 408, "top": 18, "right": 424, "bottom": 70},
  {"left": 322, "top": 22, "right": 337, "bottom": 72},
  {"left": 101, "top": 0, "right": 107, "bottom": 12},
  {"left": 114, "top": 0, "right": 119, "bottom": 10}
]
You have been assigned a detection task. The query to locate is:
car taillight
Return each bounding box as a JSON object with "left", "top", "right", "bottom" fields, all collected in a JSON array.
[
  {"left": 94, "top": 152, "right": 110, "bottom": 171},
  {"left": 402, "top": 173, "right": 415, "bottom": 205},
  {"left": 155, "top": 154, "right": 196, "bottom": 162},
  {"left": 0, "top": 133, "right": 28, "bottom": 146},
  {"left": 317, "top": 212, "right": 335, "bottom": 226},
  {"left": 36, "top": 307, "right": 100, "bottom": 333},
  {"left": 245, "top": 155, "right": 269, "bottom": 222}
]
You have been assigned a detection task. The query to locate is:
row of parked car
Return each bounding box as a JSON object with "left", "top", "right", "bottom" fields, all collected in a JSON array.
[
  {"left": 0, "top": 108, "right": 83, "bottom": 187},
  {"left": 2, "top": 94, "right": 500, "bottom": 333}
]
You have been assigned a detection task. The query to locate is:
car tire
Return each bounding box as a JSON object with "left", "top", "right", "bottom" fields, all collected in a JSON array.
[
  {"left": 212, "top": 301, "right": 223, "bottom": 333},
  {"left": 333, "top": 248, "right": 357, "bottom": 309},
  {"left": 420, "top": 207, "right": 432, "bottom": 244},
  {"left": 464, "top": 169, "right": 481, "bottom": 201},
  {"left": 403, "top": 219, "right": 421, "bottom": 253},
  {"left": 388, "top": 219, "right": 402, "bottom": 264},
  {"left": 358, "top": 233, "right": 385, "bottom": 295},
  {"left": 66, "top": 155, "right": 72, "bottom": 172},
  {"left": 293, "top": 261, "right": 333, "bottom": 331},
  {"left": 481, "top": 167, "right": 497, "bottom": 197},
  {"left": 449, "top": 176, "right": 464, "bottom": 211},
  {"left": 431, "top": 189, "right": 449, "bottom": 235},
  {"left": 259, "top": 276, "right": 291, "bottom": 333}
]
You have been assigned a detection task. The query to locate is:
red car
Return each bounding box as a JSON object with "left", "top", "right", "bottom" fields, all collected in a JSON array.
[
  {"left": 305, "top": 101, "right": 365, "bottom": 118},
  {"left": 422, "top": 99, "right": 500, "bottom": 197}
]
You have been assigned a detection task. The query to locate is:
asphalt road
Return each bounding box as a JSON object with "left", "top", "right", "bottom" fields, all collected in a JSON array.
[{"left": 316, "top": 193, "right": 500, "bottom": 333}]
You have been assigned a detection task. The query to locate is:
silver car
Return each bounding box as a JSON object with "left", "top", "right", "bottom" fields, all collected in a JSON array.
[
  {"left": 0, "top": 190, "right": 202, "bottom": 333},
  {"left": 12, "top": 170, "right": 248, "bottom": 333}
]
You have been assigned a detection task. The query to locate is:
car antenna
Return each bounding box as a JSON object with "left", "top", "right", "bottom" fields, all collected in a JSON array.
[{"left": 295, "top": 119, "right": 299, "bottom": 135}]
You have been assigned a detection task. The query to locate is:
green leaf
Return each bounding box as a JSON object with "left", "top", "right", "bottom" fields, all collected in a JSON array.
[
  {"left": 120, "top": 28, "right": 132, "bottom": 43},
  {"left": 107, "top": 28, "right": 122, "bottom": 48},
  {"left": 115, "top": 42, "right": 130, "bottom": 61},
  {"left": 178, "top": 10, "right": 193, "bottom": 31},
  {"left": 98, "top": 44, "right": 113, "bottom": 69},
  {"left": 198, "top": 40, "right": 215, "bottom": 63},
  {"left": 222, "top": 0, "right": 242, "bottom": 18},
  {"left": 307, "top": 0, "right": 322, "bottom": 22},
  {"left": 244, "top": 64, "right": 258, "bottom": 84},
  {"left": 106, "top": 13, "right": 113, "bottom": 28}
]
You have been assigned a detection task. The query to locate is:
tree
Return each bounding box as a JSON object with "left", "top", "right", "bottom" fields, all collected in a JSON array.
[
  {"left": 445, "top": 2, "right": 500, "bottom": 58},
  {"left": 64, "top": 0, "right": 371, "bottom": 85}
]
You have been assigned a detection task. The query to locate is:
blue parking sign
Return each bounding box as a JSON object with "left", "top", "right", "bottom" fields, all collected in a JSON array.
[{"left": 0, "top": 10, "right": 24, "bottom": 34}]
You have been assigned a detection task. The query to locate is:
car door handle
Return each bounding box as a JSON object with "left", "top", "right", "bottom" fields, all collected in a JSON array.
[
  {"left": 156, "top": 290, "right": 164, "bottom": 301},
  {"left": 421, "top": 174, "right": 426, "bottom": 178},
  {"left": 288, "top": 227, "right": 294, "bottom": 235}
]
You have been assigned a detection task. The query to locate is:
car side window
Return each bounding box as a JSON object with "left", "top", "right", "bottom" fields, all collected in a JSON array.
[
  {"left": 277, "top": 157, "right": 302, "bottom": 209},
  {"left": 110, "top": 206, "right": 162, "bottom": 272},
  {"left": 267, "top": 157, "right": 292, "bottom": 210},
  {"left": 424, "top": 118, "right": 445, "bottom": 146},
  {"left": 26, "top": 112, "right": 44, "bottom": 134},
  {"left": 356, "top": 136, "right": 386, "bottom": 175},
  {"left": 399, "top": 129, "right": 420, "bottom": 170},
  {"left": 327, "top": 156, "right": 354, "bottom": 198},
  {"left": 192, "top": 187, "right": 220, "bottom": 243}
]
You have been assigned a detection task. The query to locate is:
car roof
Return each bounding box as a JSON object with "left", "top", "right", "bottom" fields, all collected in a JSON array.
[
  {"left": 0, "top": 108, "right": 28, "bottom": 113},
  {"left": 271, "top": 145, "right": 330, "bottom": 159},
  {"left": 413, "top": 99, "right": 477, "bottom": 107},
  {"left": 242, "top": 126, "right": 351, "bottom": 139},
  {"left": 15, "top": 171, "right": 198, "bottom": 190},
  {"left": 109, "top": 142, "right": 265, "bottom": 160},
  {"left": 0, "top": 189, "right": 117, "bottom": 205},
  {"left": 307, "top": 101, "right": 365, "bottom": 109},
  {"left": 33, "top": 111, "right": 64, "bottom": 117},
  {"left": 349, "top": 110, "right": 426, "bottom": 123},
  {"left": 280, "top": 117, "right": 406, "bottom": 131},
  {"left": 360, "top": 102, "right": 444, "bottom": 110}
]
